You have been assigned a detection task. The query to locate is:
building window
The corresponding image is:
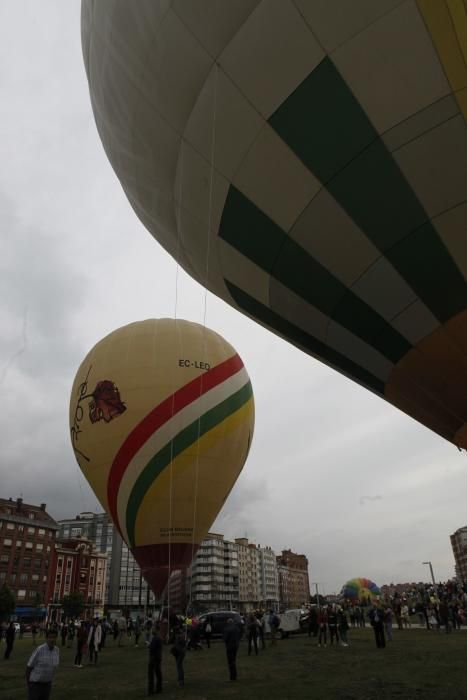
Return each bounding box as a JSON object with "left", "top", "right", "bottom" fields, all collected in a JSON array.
[
  {"left": 36, "top": 543, "right": 43, "bottom": 551},
  {"left": 23, "top": 558, "right": 31, "bottom": 568},
  {"left": 28, "top": 513, "right": 35, "bottom": 520},
  {"left": 67, "top": 559, "right": 72, "bottom": 569},
  {"left": 0, "top": 572, "right": 5, "bottom": 582},
  {"left": 32, "top": 574, "right": 39, "bottom": 582},
  {"left": 38, "top": 528, "right": 45, "bottom": 536},
  {"left": 18, "top": 525, "right": 23, "bottom": 532},
  {"left": 17, "top": 589, "right": 26, "bottom": 598},
  {"left": 20, "top": 573, "right": 28, "bottom": 584},
  {"left": 25, "top": 542, "right": 33, "bottom": 549},
  {"left": 28, "top": 527, "right": 35, "bottom": 534},
  {"left": 56, "top": 574, "right": 61, "bottom": 583},
  {"left": 6, "top": 523, "right": 15, "bottom": 530},
  {"left": 10, "top": 573, "right": 16, "bottom": 583},
  {"left": 0, "top": 555, "right": 8, "bottom": 563},
  {"left": 15, "top": 540, "right": 22, "bottom": 548},
  {"left": 34, "top": 559, "right": 41, "bottom": 570},
  {"left": 46, "top": 546, "right": 50, "bottom": 553},
  {"left": 3, "top": 539, "right": 12, "bottom": 547}
]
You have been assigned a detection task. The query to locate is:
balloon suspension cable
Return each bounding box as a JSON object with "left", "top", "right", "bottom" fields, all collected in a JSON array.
[
  {"left": 188, "top": 62, "right": 219, "bottom": 613},
  {"left": 166, "top": 140, "right": 185, "bottom": 624}
]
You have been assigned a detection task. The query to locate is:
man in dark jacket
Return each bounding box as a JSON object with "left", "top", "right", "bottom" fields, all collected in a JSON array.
[
  {"left": 148, "top": 625, "right": 163, "bottom": 695},
  {"left": 369, "top": 605, "right": 386, "bottom": 648},
  {"left": 223, "top": 618, "right": 240, "bottom": 681}
]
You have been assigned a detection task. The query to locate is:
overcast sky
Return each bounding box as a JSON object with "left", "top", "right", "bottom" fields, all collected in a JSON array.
[{"left": 1, "top": 2, "right": 466, "bottom": 595}]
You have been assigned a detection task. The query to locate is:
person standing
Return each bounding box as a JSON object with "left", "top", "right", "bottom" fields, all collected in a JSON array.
[
  {"left": 74, "top": 622, "right": 87, "bottom": 668},
  {"left": 247, "top": 613, "right": 259, "bottom": 656},
  {"left": 337, "top": 608, "right": 349, "bottom": 646},
  {"left": 87, "top": 619, "right": 102, "bottom": 665},
  {"left": 171, "top": 627, "right": 186, "bottom": 689},
  {"left": 223, "top": 618, "right": 240, "bottom": 681},
  {"left": 134, "top": 617, "right": 141, "bottom": 647},
  {"left": 268, "top": 610, "right": 279, "bottom": 647},
  {"left": 204, "top": 619, "right": 212, "bottom": 649},
  {"left": 317, "top": 608, "right": 327, "bottom": 647},
  {"left": 148, "top": 625, "right": 163, "bottom": 695},
  {"left": 327, "top": 606, "right": 339, "bottom": 646},
  {"left": 26, "top": 630, "right": 59, "bottom": 700},
  {"left": 369, "top": 605, "right": 386, "bottom": 648},
  {"left": 4, "top": 622, "right": 15, "bottom": 659},
  {"left": 118, "top": 615, "right": 127, "bottom": 646},
  {"left": 384, "top": 607, "right": 393, "bottom": 642}
]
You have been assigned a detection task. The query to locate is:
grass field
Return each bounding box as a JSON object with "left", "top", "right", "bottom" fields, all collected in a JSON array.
[{"left": 1, "top": 628, "right": 466, "bottom": 700}]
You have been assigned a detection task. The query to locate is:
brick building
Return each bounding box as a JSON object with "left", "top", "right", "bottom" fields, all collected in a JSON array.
[
  {"left": 450, "top": 526, "right": 467, "bottom": 583},
  {"left": 0, "top": 497, "right": 58, "bottom": 617},
  {"left": 276, "top": 549, "right": 310, "bottom": 609},
  {"left": 47, "top": 537, "right": 107, "bottom": 620}
]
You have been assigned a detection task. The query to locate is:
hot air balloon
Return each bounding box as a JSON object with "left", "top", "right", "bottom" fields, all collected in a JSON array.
[
  {"left": 69, "top": 319, "right": 254, "bottom": 595},
  {"left": 342, "top": 577, "right": 381, "bottom": 603},
  {"left": 81, "top": 1, "right": 467, "bottom": 448}
]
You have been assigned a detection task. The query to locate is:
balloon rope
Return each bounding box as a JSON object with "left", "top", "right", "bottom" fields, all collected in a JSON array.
[
  {"left": 188, "top": 62, "right": 219, "bottom": 613},
  {"left": 167, "top": 135, "right": 185, "bottom": 620}
]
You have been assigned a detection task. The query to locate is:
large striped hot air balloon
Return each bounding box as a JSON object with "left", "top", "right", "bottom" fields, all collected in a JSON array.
[
  {"left": 81, "top": 1, "right": 467, "bottom": 448},
  {"left": 69, "top": 319, "right": 254, "bottom": 595}
]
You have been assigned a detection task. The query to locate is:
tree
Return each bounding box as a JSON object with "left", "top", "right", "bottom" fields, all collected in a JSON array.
[
  {"left": 0, "top": 584, "right": 16, "bottom": 621},
  {"left": 61, "top": 592, "right": 85, "bottom": 620}
]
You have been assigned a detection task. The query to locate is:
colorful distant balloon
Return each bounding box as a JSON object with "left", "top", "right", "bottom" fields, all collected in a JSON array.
[
  {"left": 69, "top": 319, "right": 254, "bottom": 595},
  {"left": 82, "top": 0, "right": 467, "bottom": 448},
  {"left": 342, "top": 578, "right": 381, "bottom": 602}
]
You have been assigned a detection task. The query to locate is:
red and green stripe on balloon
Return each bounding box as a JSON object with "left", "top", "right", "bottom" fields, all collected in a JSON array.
[{"left": 107, "top": 353, "right": 253, "bottom": 550}]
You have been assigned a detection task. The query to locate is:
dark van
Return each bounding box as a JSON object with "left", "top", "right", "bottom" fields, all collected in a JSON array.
[{"left": 197, "top": 611, "right": 243, "bottom": 638}]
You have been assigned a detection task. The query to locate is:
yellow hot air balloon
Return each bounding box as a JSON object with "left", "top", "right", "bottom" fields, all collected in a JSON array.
[
  {"left": 69, "top": 319, "right": 254, "bottom": 595},
  {"left": 81, "top": 1, "right": 467, "bottom": 448}
]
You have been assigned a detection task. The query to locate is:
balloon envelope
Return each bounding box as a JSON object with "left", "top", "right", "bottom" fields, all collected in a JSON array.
[
  {"left": 342, "top": 577, "right": 381, "bottom": 602},
  {"left": 82, "top": 1, "right": 467, "bottom": 448},
  {"left": 69, "top": 319, "right": 254, "bottom": 595}
]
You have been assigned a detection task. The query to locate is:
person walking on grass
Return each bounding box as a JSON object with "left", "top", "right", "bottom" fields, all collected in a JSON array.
[
  {"left": 87, "top": 618, "right": 102, "bottom": 665},
  {"left": 4, "top": 621, "right": 15, "bottom": 659},
  {"left": 171, "top": 626, "right": 187, "bottom": 688},
  {"left": 223, "top": 617, "right": 240, "bottom": 682},
  {"left": 369, "top": 605, "right": 386, "bottom": 648},
  {"left": 26, "top": 629, "right": 59, "bottom": 700},
  {"left": 327, "top": 605, "right": 339, "bottom": 646},
  {"left": 317, "top": 607, "right": 327, "bottom": 647},
  {"left": 268, "top": 610, "right": 280, "bottom": 647},
  {"left": 148, "top": 625, "right": 163, "bottom": 695},
  {"left": 247, "top": 613, "right": 259, "bottom": 656},
  {"left": 337, "top": 607, "right": 349, "bottom": 647},
  {"left": 74, "top": 622, "right": 87, "bottom": 668},
  {"left": 384, "top": 607, "right": 393, "bottom": 641}
]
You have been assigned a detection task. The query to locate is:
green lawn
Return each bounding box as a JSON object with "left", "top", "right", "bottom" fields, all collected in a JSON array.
[{"left": 1, "top": 628, "right": 466, "bottom": 700}]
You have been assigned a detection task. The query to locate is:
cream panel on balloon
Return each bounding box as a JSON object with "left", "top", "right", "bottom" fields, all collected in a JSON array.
[
  {"left": 393, "top": 116, "right": 467, "bottom": 220},
  {"left": 391, "top": 300, "right": 440, "bottom": 345},
  {"left": 331, "top": 0, "right": 451, "bottom": 134},
  {"left": 432, "top": 203, "right": 467, "bottom": 282},
  {"left": 232, "top": 124, "right": 320, "bottom": 232},
  {"left": 183, "top": 66, "right": 264, "bottom": 181},
  {"left": 171, "top": 0, "right": 260, "bottom": 58},
  {"left": 382, "top": 95, "right": 460, "bottom": 153},
  {"left": 289, "top": 189, "right": 381, "bottom": 287},
  {"left": 350, "top": 258, "right": 417, "bottom": 324},
  {"left": 175, "top": 140, "right": 229, "bottom": 232},
  {"left": 293, "top": 0, "right": 404, "bottom": 53},
  {"left": 219, "top": 240, "right": 271, "bottom": 308},
  {"left": 138, "top": 10, "right": 213, "bottom": 135},
  {"left": 219, "top": 0, "right": 324, "bottom": 119}
]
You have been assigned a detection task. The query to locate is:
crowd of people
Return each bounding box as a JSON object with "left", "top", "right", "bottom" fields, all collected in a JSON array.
[{"left": 0, "top": 580, "right": 466, "bottom": 696}]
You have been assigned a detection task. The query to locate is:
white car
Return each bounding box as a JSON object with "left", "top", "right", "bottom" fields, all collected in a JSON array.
[{"left": 264, "top": 609, "right": 304, "bottom": 638}]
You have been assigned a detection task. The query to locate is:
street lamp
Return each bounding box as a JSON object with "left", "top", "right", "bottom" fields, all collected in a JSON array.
[
  {"left": 310, "top": 581, "right": 321, "bottom": 610},
  {"left": 422, "top": 561, "right": 436, "bottom": 585}
]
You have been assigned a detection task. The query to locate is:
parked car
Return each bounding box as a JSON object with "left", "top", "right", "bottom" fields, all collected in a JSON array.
[{"left": 197, "top": 611, "right": 243, "bottom": 638}]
